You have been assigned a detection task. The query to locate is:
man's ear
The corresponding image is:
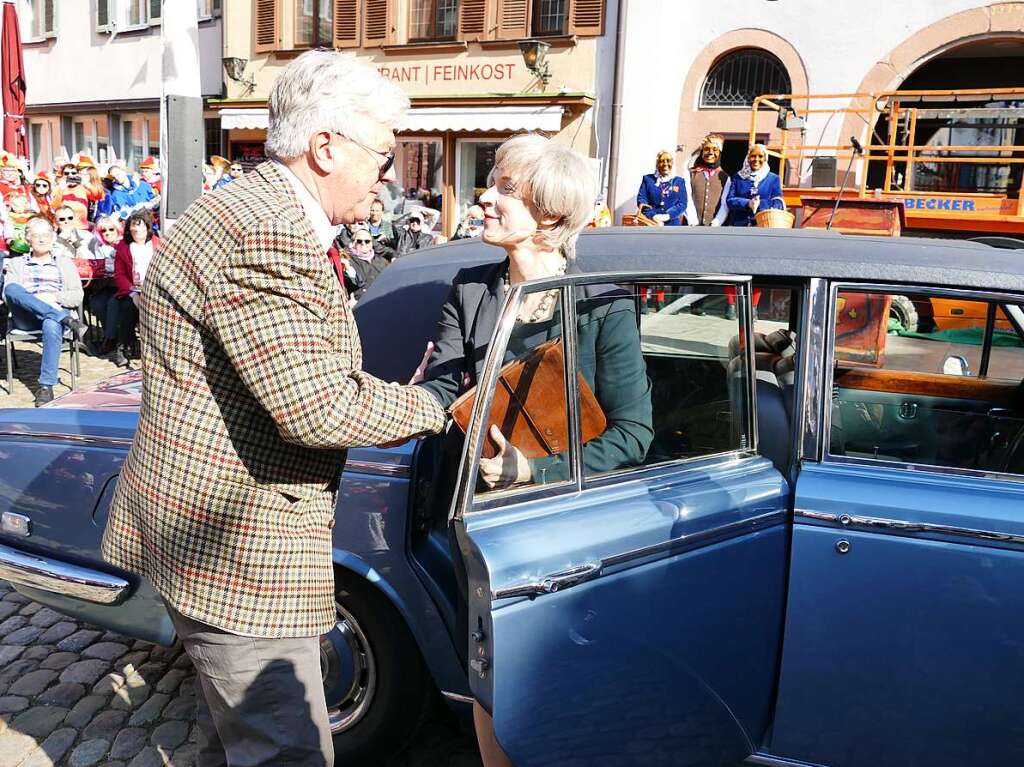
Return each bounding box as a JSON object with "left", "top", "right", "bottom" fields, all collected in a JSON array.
[{"left": 309, "top": 131, "right": 336, "bottom": 175}]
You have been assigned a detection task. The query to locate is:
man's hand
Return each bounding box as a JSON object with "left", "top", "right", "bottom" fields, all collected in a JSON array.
[
  {"left": 408, "top": 341, "right": 435, "bottom": 385},
  {"left": 479, "top": 425, "right": 531, "bottom": 490}
]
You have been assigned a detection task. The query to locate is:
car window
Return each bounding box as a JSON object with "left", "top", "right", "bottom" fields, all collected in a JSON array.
[
  {"left": 471, "top": 280, "right": 761, "bottom": 497},
  {"left": 830, "top": 288, "right": 1024, "bottom": 477},
  {"left": 599, "top": 282, "right": 755, "bottom": 479}
]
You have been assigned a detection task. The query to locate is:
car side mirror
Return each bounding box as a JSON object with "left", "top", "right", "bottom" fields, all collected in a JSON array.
[{"left": 942, "top": 355, "right": 971, "bottom": 376}]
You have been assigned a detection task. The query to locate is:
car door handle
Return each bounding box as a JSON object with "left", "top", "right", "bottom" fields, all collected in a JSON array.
[{"left": 493, "top": 562, "right": 603, "bottom": 600}]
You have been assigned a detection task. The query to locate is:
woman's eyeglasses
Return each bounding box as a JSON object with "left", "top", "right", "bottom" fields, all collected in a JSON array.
[
  {"left": 100, "top": 228, "right": 118, "bottom": 234},
  {"left": 56, "top": 216, "right": 74, "bottom": 223},
  {"left": 353, "top": 238, "right": 373, "bottom": 245}
]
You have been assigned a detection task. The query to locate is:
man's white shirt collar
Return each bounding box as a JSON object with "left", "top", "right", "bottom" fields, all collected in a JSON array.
[{"left": 274, "top": 161, "right": 340, "bottom": 252}]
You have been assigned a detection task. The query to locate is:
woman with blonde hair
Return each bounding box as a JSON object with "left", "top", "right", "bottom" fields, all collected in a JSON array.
[{"left": 415, "top": 131, "right": 653, "bottom": 765}]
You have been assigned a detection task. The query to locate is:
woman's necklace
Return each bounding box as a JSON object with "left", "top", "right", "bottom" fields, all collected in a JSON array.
[{"left": 505, "top": 256, "right": 567, "bottom": 323}]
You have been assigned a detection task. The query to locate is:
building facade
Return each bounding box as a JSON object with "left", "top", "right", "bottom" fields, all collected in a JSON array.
[
  {"left": 22, "top": 0, "right": 223, "bottom": 173},
  {"left": 216, "top": 0, "right": 617, "bottom": 235},
  {"left": 610, "top": 0, "right": 1024, "bottom": 224}
]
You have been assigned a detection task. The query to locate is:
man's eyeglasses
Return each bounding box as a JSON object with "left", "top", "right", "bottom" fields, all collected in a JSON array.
[
  {"left": 468, "top": 219, "right": 484, "bottom": 226},
  {"left": 334, "top": 133, "right": 395, "bottom": 181},
  {"left": 56, "top": 216, "right": 74, "bottom": 223}
]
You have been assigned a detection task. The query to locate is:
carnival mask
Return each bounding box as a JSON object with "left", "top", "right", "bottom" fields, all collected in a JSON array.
[
  {"left": 656, "top": 154, "right": 673, "bottom": 176},
  {"left": 701, "top": 143, "right": 721, "bottom": 166}
]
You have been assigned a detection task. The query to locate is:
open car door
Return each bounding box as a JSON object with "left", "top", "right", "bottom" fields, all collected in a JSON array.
[{"left": 450, "top": 272, "right": 792, "bottom": 766}]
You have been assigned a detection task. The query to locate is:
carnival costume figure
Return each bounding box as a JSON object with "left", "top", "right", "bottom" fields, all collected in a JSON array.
[
  {"left": 687, "top": 134, "right": 731, "bottom": 226},
  {"left": 637, "top": 150, "right": 694, "bottom": 226},
  {"left": 726, "top": 143, "right": 784, "bottom": 227}
]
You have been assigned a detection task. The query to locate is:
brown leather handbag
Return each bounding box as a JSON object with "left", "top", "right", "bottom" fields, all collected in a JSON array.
[{"left": 450, "top": 339, "right": 607, "bottom": 459}]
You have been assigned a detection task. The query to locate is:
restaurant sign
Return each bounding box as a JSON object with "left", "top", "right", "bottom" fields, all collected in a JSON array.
[{"left": 377, "top": 62, "right": 520, "bottom": 86}]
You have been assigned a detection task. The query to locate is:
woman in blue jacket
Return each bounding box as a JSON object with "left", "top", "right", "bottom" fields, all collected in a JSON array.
[
  {"left": 726, "top": 144, "right": 784, "bottom": 226},
  {"left": 636, "top": 150, "right": 694, "bottom": 226}
]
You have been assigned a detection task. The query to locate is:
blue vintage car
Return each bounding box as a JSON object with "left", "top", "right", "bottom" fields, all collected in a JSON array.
[{"left": 2, "top": 228, "right": 1024, "bottom": 767}]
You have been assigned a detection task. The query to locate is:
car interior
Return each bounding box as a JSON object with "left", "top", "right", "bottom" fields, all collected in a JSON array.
[{"left": 829, "top": 290, "right": 1024, "bottom": 475}]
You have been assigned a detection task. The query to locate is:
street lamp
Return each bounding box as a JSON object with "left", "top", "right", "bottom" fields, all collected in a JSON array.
[
  {"left": 518, "top": 39, "right": 552, "bottom": 88},
  {"left": 222, "top": 56, "right": 257, "bottom": 97}
]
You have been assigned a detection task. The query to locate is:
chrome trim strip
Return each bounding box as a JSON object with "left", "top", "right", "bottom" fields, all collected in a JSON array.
[
  {"left": 491, "top": 510, "right": 786, "bottom": 600},
  {"left": 562, "top": 286, "right": 583, "bottom": 494},
  {"left": 822, "top": 452, "right": 1024, "bottom": 486},
  {"left": 794, "top": 508, "right": 1024, "bottom": 546},
  {"left": 742, "top": 280, "right": 759, "bottom": 456},
  {"left": 600, "top": 509, "right": 786, "bottom": 568},
  {"left": 0, "top": 431, "right": 134, "bottom": 448},
  {"left": 798, "top": 278, "right": 828, "bottom": 467},
  {"left": 0, "top": 543, "right": 129, "bottom": 604},
  {"left": 745, "top": 753, "right": 830, "bottom": 767},
  {"left": 343, "top": 460, "right": 411, "bottom": 479},
  {"left": 440, "top": 690, "right": 474, "bottom": 705}
]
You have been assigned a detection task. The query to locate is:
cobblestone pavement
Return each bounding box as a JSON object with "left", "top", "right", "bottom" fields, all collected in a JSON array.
[
  {"left": 2, "top": 343, "right": 124, "bottom": 409},
  {"left": 0, "top": 582, "right": 482, "bottom": 767}
]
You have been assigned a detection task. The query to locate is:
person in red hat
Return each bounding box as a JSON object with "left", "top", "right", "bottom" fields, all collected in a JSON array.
[{"left": 138, "top": 156, "right": 161, "bottom": 195}]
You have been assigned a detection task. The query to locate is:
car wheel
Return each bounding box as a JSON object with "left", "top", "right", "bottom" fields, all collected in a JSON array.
[
  {"left": 889, "top": 295, "right": 919, "bottom": 333},
  {"left": 321, "top": 573, "right": 433, "bottom": 762}
]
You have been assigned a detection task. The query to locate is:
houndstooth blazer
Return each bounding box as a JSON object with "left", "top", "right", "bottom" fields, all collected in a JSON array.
[{"left": 101, "top": 162, "right": 445, "bottom": 638}]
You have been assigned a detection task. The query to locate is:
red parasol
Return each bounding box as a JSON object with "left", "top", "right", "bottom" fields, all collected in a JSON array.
[{"left": 1, "top": 0, "right": 26, "bottom": 158}]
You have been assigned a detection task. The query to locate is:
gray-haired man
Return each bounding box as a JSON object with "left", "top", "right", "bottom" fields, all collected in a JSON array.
[{"left": 102, "top": 51, "right": 445, "bottom": 766}]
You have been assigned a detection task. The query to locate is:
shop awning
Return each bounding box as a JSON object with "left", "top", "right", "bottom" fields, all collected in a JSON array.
[
  {"left": 220, "top": 108, "right": 269, "bottom": 130},
  {"left": 218, "top": 105, "right": 565, "bottom": 133},
  {"left": 397, "top": 106, "right": 564, "bottom": 132}
]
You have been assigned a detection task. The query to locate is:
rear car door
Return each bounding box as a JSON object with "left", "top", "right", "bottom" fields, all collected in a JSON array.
[
  {"left": 771, "top": 283, "right": 1024, "bottom": 767},
  {"left": 451, "top": 272, "right": 792, "bottom": 766}
]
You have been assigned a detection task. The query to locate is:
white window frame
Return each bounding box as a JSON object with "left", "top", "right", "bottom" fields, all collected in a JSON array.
[
  {"left": 22, "top": 0, "right": 56, "bottom": 43},
  {"left": 197, "top": 0, "right": 222, "bottom": 21}
]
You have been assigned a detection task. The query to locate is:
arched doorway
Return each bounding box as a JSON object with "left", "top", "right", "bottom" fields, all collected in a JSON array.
[
  {"left": 864, "top": 37, "right": 1024, "bottom": 202},
  {"left": 677, "top": 29, "right": 808, "bottom": 176}
]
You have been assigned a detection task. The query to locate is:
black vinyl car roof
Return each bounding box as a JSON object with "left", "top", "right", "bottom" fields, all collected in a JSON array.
[{"left": 354, "top": 228, "right": 1024, "bottom": 382}]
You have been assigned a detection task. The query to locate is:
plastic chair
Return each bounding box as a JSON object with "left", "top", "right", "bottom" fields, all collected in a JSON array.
[{"left": 5, "top": 306, "right": 82, "bottom": 395}]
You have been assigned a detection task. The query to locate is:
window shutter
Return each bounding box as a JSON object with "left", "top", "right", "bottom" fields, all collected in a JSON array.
[
  {"left": 97, "top": 0, "right": 109, "bottom": 29},
  {"left": 44, "top": 0, "right": 55, "bottom": 34},
  {"left": 254, "top": 0, "right": 279, "bottom": 53},
  {"left": 333, "top": 0, "right": 360, "bottom": 48},
  {"left": 363, "top": 0, "right": 395, "bottom": 48},
  {"left": 495, "top": 0, "right": 528, "bottom": 40},
  {"left": 458, "top": 0, "right": 488, "bottom": 42},
  {"left": 567, "top": 0, "right": 604, "bottom": 36},
  {"left": 149, "top": 0, "right": 162, "bottom": 21}
]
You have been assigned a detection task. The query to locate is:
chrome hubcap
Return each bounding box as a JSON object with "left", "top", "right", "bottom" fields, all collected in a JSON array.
[{"left": 320, "top": 602, "right": 377, "bottom": 734}]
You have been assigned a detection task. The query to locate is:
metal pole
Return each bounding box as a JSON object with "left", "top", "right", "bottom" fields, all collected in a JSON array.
[
  {"left": 605, "top": 0, "right": 628, "bottom": 221},
  {"left": 827, "top": 137, "right": 864, "bottom": 231}
]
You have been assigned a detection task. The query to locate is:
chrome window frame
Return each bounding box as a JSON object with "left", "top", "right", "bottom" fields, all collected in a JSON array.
[
  {"left": 452, "top": 272, "right": 755, "bottom": 520},
  {"left": 822, "top": 281, "right": 1024, "bottom": 485}
]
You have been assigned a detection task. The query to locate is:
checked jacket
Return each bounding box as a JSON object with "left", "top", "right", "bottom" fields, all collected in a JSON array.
[{"left": 101, "top": 161, "right": 445, "bottom": 638}]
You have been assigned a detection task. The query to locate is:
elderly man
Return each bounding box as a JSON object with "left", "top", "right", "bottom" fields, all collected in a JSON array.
[
  {"left": 101, "top": 51, "right": 446, "bottom": 766},
  {"left": 3, "top": 216, "right": 87, "bottom": 406}
]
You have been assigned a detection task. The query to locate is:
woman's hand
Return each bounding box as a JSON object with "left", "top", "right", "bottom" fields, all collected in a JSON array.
[
  {"left": 479, "top": 425, "right": 531, "bottom": 490},
  {"left": 652, "top": 213, "right": 670, "bottom": 225},
  {"left": 408, "top": 341, "right": 435, "bottom": 385},
  {"left": 748, "top": 196, "right": 760, "bottom": 212}
]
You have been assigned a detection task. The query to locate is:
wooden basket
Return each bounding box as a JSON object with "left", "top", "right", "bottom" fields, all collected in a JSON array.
[{"left": 755, "top": 208, "right": 795, "bottom": 228}]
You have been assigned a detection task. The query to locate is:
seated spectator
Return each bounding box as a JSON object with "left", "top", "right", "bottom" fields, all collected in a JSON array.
[
  {"left": 3, "top": 216, "right": 87, "bottom": 406},
  {"left": 97, "top": 163, "right": 158, "bottom": 222},
  {"left": 453, "top": 205, "right": 485, "bottom": 240},
  {"left": 88, "top": 216, "right": 125, "bottom": 365},
  {"left": 365, "top": 198, "right": 397, "bottom": 260},
  {"left": 54, "top": 205, "right": 95, "bottom": 257},
  {"left": 394, "top": 213, "right": 433, "bottom": 258},
  {"left": 113, "top": 211, "right": 159, "bottom": 365},
  {"left": 346, "top": 226, "right": 389, "bottom": 300}
]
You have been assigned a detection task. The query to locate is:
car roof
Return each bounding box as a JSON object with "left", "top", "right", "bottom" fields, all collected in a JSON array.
[{"left": 354, "top": 228, "right": 1024, "bottom": 382}]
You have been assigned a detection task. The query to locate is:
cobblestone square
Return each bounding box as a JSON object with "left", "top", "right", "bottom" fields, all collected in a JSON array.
[{"left": 0, "top": 582, "right": 481, "bottom": 767}]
